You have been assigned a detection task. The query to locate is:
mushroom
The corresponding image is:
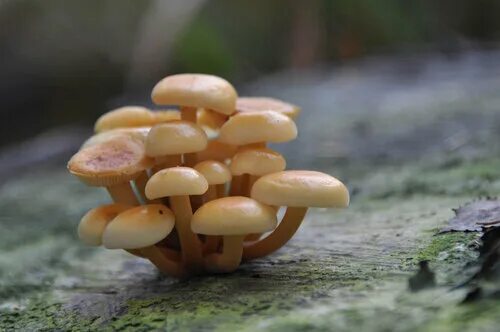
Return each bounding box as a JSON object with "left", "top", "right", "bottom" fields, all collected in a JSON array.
[
  {"left": 78, "top": 203, "right": 131, "bottom": 246},
  {"left": 81, "top": 127, "right": 151, "bottom": 150},
  {"left": 78, "top": 203, "right": 144, "bottom": 257},
  {"left": 192, "top": 196, "right": 277, "bottom": 273},
  {"left": 94, "top": 106, "right": 156, "bottom": 133},
  {"left": 145, "top": 167, "right": 208, "bottom": 273},
  {"left": 68, "top": 135, "right": 154, "bottom": 205},
  {"left": 194, "top": 160, "right": 232, "bottom": 202},
  {"left": 236, "top": 97, "right": 301, "bottom": 120},
  {"left": 230, "top": 147, "right": 286, "bottom": 241},
  {"left": 151, "top": 73, "right": 237, "bottom": 123},
  {"left": 102, "top": 204, "right": 184, "bottom": 278},
  {"left": 146, "top": 120, "right": 208, "bottom": 170},
  {"left": 193, "top": 160, "right": 232, "bottom": 254},
  {"left": 219, "top": 110, "right": 297, "bottom": 195},
  {"left": 244, "top": 170, "right": 349, "bottom": 260},
  {"left": 230, "top": 148, "right": 286, "bottom": 197}
]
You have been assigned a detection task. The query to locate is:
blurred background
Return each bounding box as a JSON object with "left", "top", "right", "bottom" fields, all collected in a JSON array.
[{"left": 1, "top": 0, "right": 500, "bottom": 174}]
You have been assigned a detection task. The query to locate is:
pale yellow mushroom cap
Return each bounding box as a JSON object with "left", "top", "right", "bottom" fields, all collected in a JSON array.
[
  {"left": 194, "top": 160, "right": 231, "bottom": 185},
  {"left": 68, "top": 136, "right": 154, "bottom": 186},
  {"left": 151, "top": 74, "right": 237, "bottom": 116},
  {"left": 81, "top": 127, "right": 151, "bottom": 149},
  {"left": 236, "top": 97, "right": 301, "bottom": 120},
  {"left": 78, "top": 204, "right": 131, "bottom": 246},
  {"left": 152, "top": 109, "right": 181, "bottom": 123},
  {"left": 218, "top": 110, "right": 297, "bottom": 145},
  {"left": 230, "top": 148, "right": 286, "bottom": 176},
  {"left": 102, "top": 204, "right": 175, "bottom": 249},
  {"left": 197, "top": 140, "right": 237, "bottom": 163},
  {"left": 145, "top": 121, "right": 208, "bottom": 157},
  {"left": 191, "top": 196, "right": 277, "bottom": 235},
  {"left": 94, "top": 106, "right": 155, "bottom": 133},
  {"left": 145, "top": 167, "right": 208, "bottom": 199},
  {"left": 251, "top": 170, "right": 349, "bottom": 208}
]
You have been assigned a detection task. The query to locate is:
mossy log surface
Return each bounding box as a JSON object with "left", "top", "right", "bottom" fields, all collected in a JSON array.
[{"left": 2, "top": 53, "right": 500, "bottom": 331}]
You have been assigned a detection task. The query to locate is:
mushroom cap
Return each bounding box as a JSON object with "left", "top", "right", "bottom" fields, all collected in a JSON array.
[
  {"left": 94, "top": 106, "right": 155, "bottom": 132},
  {"left": 102, "top": 204, "right": 175, "bottom": 249},
  {"left": 194, "top": 160, "right": 231, "bottom": 185},
  {"left": 218, "top": 110, "right": 297, "bottom": 145},
  {"left": 68, "top": 136, "right": 154, "bottom": 186},
  {"left": 78, "top": 203, "right": 131, "bottom": 246},
  {"left": 145, "top": 167, "right": 208, "bottom": 199},
  {"left": 145, "top": 121, "right": 208, "bottom": 157},
  {"left": 151, "top": 74, "right": 237, "bottom": 116},
  {"left": 251, "top": 170, "right": 349, "bottom": 208},
  {"left": 191, "top": 196, "right": 277, "bottom": 235},
  {"left": 236, "top": 97, "right": 300, "bottom": 120},
  {"left": 81, "top": 127, "right": 151, "bottom": 149},
  {"left": 197, "top": 108, "right": 228, "bottom": 129},
  {"left": 197, "top": 140, "right": 237, "bottom": 163},
  {"left": 230, "top": 148, "right": 286, "bottom": 176},
  {"left": 152, "top": 109, "right": 181, "bottom": 123}
]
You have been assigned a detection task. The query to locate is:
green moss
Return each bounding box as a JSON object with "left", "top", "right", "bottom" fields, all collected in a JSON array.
[{"left": 413, "top": 232, "right": 478, "bottom": 264}]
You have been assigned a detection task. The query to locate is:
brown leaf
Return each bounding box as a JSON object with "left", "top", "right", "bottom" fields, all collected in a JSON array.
[{"left": 441, "top": 198, "right": 500, "bottom": 233}]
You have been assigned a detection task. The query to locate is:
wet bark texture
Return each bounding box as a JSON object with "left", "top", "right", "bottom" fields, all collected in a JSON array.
[{"left": 2, "top": 52, "right": 500, "bottom": 331}]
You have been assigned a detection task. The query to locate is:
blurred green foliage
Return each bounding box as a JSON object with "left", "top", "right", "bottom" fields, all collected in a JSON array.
[{"left": 0, "top": 0, "right": 499, "bottom": 145}]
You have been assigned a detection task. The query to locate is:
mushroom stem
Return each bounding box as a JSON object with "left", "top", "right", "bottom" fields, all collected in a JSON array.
[
  {"left": 107, "top": 182, "right": 139, "bottom": 205},
  {"left": 125, "top": 249, "right": 145, "bottom": 258},
  {"left": 134, "top": 171, "right": 149, "bottom": 203},
  {"left": 243, "top": 207, "right": 308, "bottom": 260},
  {"left": 203, "top": 236, "right": 220, "bottom": 254},
  {"left": 203, "top": 185, "right": 218, "bottom": 203},
  {"left": 201, "top": 185, "right": 219, "bottom": 255},
  {"left": 180, "top": 106, "right": 197, "bottom": 123},
  {"left": 169, "top": 195, "right": 203, "bottom": 273},
  {"left": 240, "top": 174, "right": 250, "bottom": 196},
  {"left": 216, "top": 184, "right": 226, "bottom": 198},
  {"left": 239, "top": 142, "right": 266, "bottom": 150},
  {"left": 229, "top": 176, "right": 243, "bottom": 196},
  {"left": 205, "top": 235, "right": 244, "bottom": 273},
  {"left": 153, "top": 155, "right": 181, "bottom": 173},
  {"left": 183, "top": 153, "right": 197, "bottom": 167},
  {"left": 141, "top": 245, "right": 185, "bottom": 278}
]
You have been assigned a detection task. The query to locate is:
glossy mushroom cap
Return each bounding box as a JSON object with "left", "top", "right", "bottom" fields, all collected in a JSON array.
[
  {"left": 94, "top": 106, "right": 155, "bottom": 132},
  {"left": 219, "top": 110, "right": 297, "bottom": 145},
  {"left": 102, "top": 204, "right": 175, "bottom": 249},
  {"left": 236, "top": 97, "right": 301, "bottom": 120},
  {"left": 230, "top": 148, "right": 286, "bottom": 176},
  {"left": 145, "top": 121, "right": 208, "bottom": 157},
  {"left": 197, "top": 140, "right": 237, "bottom": 162},
  {"left": 194, "top": 160, "right": 231, "bottom": 185},
  {"left": 145, "top": 167, "right": 208, "bottom": 199},
  {"left": 151, "top": 74, "right": 237, "bottom": 116},
  {"left": 191, "top": 196, "right": 277, "bottom": 235},
  {"left": 251, "top": 170, "right": 349, "bottom": 208},
  {"left": 78, "top": 204, "right": 131, "bottom": 246},
  {"left": 81, "top": 127, "right": 151, "bottom": 149},
  {"left": 68, "top": 136, "right": 154, "bottom": 186}
]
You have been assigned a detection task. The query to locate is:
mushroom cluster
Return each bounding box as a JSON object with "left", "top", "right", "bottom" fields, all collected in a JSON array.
[{"left": 68, "top": 74, "right": 349, "bottom": 278}]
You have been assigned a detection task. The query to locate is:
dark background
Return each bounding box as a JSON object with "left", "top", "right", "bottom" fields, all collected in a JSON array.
[{"left": 1, "top": 0, "right": 499, "bottom": 146}]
